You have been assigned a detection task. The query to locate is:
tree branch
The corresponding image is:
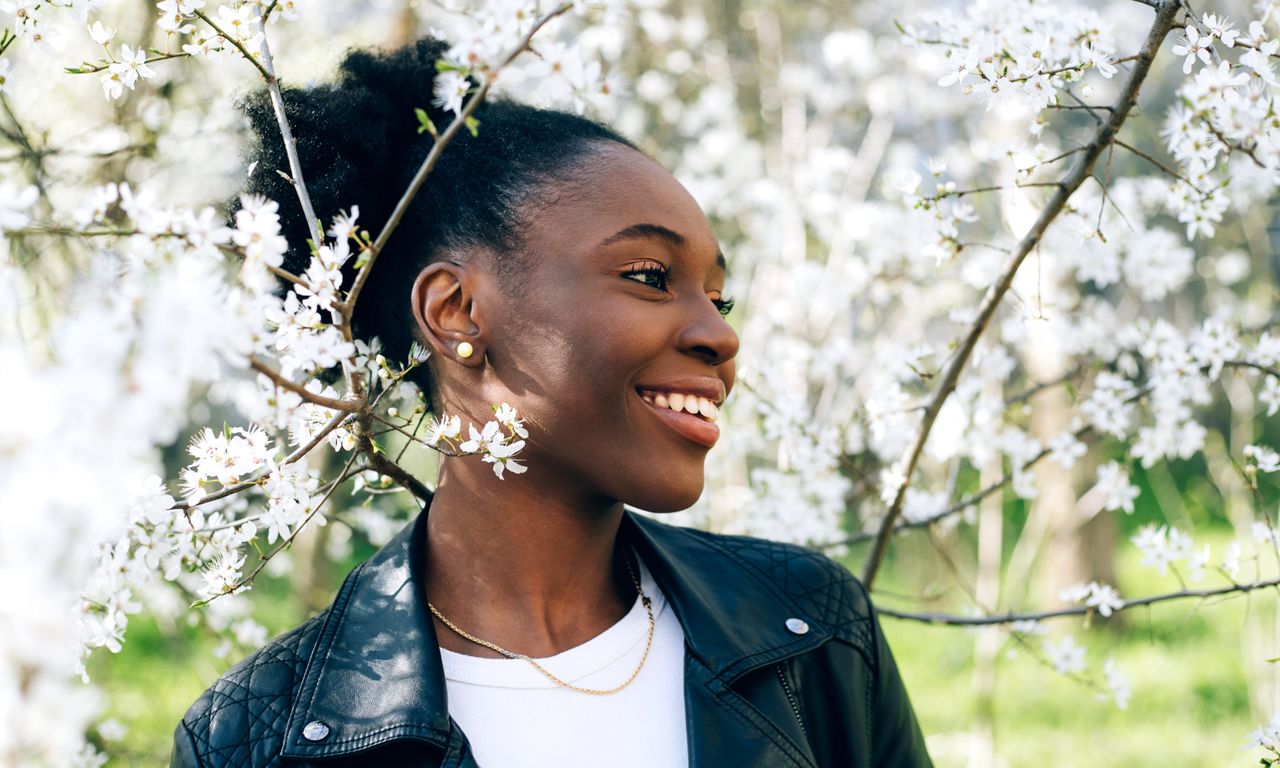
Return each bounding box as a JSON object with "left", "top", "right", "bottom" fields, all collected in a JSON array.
[
  {"left": 1113, "top": 138, "right": 1200, "bottom": 190},
  {"left": 192, "top": 10, "right": 272, "bottom": 81},
  {"left": 877, "top": 575, "right": 1280, "bottom": 625},
  {"left": 860, "top": 0, "right": 1181, "bottom": 589},
  {"left": 253, "top": 13, "right": 323, "bottom": 249},
  {"left": 249, "top": 356, "right": 361, "bottom": 411}
]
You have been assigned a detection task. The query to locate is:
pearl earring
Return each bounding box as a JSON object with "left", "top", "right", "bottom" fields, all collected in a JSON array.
[{"left": 456, "top": 341, "right": 474, "bottom": 359}]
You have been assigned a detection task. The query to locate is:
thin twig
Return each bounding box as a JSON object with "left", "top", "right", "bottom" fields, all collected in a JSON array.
[
  {"left": 285, "top": 409, "right": 351, "bottom": 463},
  {"left": 339, "top": 2, "right": 574, "bottom": 318},
  {"left": 1113, "top": 138, "right": 1200, "bottom": 190},
  {"left": 861, "top": 0, "right": 1182, "bottom": 589},
  {"left": 1006, "top": 363, "right": 1088, "bottom": 406},
  {"left": 192, "top": 10, "right": 272, "bottom": 80},
  {"left": 927, "top": 181, "right": 1062, "bottom": 201},
  {"left": 249, "top": 356, "right": 361, "bottom": 411},
  {"left": 878, "top": 576, "right": 1280, "bottom": 625},
  {"left": 253, "top": 12, "right": 322, "bottom": 249},
  {"left": 70, "top": 51, "right": 190, "bottom": 74}
]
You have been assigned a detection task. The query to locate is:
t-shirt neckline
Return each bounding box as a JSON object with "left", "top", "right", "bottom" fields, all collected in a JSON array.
[{"left": 438, "top": 547, "right": 665, "bottom": 689}]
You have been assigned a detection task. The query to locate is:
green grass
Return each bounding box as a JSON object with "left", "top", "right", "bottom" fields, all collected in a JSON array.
[{"left": 862, "top": 530, "right": 1274, "bottom": 767}]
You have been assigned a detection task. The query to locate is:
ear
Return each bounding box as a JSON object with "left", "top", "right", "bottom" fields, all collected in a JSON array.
[{"left": 411, "top": 260, "right": 486, "bottom": 367}]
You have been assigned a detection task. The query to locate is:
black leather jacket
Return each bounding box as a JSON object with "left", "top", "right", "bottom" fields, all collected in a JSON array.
[{"left": 171, "top": 495, "right": 933, "bottom": 767}]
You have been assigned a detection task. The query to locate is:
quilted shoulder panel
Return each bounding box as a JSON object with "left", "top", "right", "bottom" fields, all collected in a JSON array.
[
  {"left": 696, "top": 530, "right": 875, "bottom": 662},
  {"left": 177, "top": 612, "right": 326, "bottom": 767}
]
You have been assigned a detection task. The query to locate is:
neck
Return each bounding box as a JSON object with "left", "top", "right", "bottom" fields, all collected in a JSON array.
[{"left": 421, "top": 463, "right": 634, "bottom": 659}]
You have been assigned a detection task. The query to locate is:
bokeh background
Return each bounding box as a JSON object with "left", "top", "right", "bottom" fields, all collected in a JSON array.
[{"left": 3, "top": 0, "right": 1278, "bottom": 765}]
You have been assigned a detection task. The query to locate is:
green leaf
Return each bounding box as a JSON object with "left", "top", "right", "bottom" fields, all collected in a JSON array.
[
  {"left": 415, "top": 107, "right": 437, "bottom": 136},
  {"left": 464, "top": 115, "right": 480, "bottom": 137}
]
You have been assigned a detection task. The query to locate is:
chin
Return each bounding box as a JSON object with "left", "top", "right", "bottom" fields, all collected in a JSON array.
[{"left": 623, "top": 474, "right": 705, "bottom": 514}]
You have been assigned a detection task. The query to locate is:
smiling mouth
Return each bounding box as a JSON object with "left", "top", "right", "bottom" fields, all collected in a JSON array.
[
  {"left": 634, "top": 389, "right": 720, "bottom": 448},
  {"left": 637, "top": 389, "right": 720, "bottom": 422}
]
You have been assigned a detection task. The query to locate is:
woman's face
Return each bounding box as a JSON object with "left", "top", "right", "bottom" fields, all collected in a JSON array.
[{"left": 421, "top": 143, "right": 739, "bottom": 513}]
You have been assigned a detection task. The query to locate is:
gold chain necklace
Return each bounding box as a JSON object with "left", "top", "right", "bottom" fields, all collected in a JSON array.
[{"left": 427, "top": 548, "right": 655, "bottom": 695}]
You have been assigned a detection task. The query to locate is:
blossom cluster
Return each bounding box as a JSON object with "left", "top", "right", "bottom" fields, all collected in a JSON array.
[
  {"left": 1059, "top": 580, "right": 1124, "bottom": 617},
  {"left": 908, "top": 0, "right": 1118, "bottom": 131},
  {"left": 1162, "top": 13, "right": 1280, "bottom": 239}
]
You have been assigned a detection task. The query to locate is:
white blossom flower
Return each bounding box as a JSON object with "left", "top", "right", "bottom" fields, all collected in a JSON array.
[
  {"left": 112, "top": 44, "right": 156, "bottom": 90},
  {"left": 433, "top": 70, "right": 470, "bottom": 116},
  {"left": 459, "top": 420, "right": 502, "bottom": 454},
  {"left": 1201, "top": 13, "right": 1238, "bottom": 48},
  {"left": 88, "top": 20, "right": 115, "bottom": 45},
  {"left": 1171, "top": 26, "right": 1213, "bottom": 74},
  {"left": 1043, "top": 635, "right": 1086, "bottom": 674},
  {"left": 483, "top": 437, "right": 528, "bottom": 479},
  {"left": 215, "top": 3, "right": 260, "bottom": 42},
  {"left": 1253, "top": 521, "right": 1280, "bottom": 550},
  {"left": 1047, "top": 430, "right": 1086, "bottom": 469},
  {"left": 425, "top": 414, "right": 462, "bottom": 446},
  {"left": 1094, "top": 461, "right": 1140, "bottom": 513},
  {"left": 493, "top": 402, "right": 529, "bottom": 439},
  {"left": 1060, "top": 580, "right": 1123, "bottom": 617},
  {"left": 1103, "top": 658, "right": 1131, "bottom": 709},
  {"left": 1222, "top": 540, "right": 1242, "bottom": 580},
  {"left": 1245, "top": 714, "right": 1280, "bottom": 754},
  {"left": 1244, "top": 443, "right": 1280, "bottom": 473},
  {"left": 1132, "top": 524, "right": 1196, "bottom": 576},
  {"left": 1010, "top": 619, "right": 1047, "bottom": 636}
]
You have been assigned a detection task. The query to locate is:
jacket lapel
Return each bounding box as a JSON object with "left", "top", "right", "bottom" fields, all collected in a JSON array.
[
  {"left": 281, "top": 498, "right": 452, "bottom": 762},
  {"left": 621, "top": 511, "right": 827, "bottom": 768}
]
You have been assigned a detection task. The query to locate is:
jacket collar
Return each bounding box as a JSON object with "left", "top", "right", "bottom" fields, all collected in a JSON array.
[{"left": 282, "top": 491, "right": 832, "bottom": 761}]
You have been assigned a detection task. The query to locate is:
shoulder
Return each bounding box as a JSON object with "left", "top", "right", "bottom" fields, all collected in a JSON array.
[
  {"left": 174, "top": 609, "right": 329, "bottom": 767},
  {"left": 645, "top": 517, "right": 876, "bottom": 649}
]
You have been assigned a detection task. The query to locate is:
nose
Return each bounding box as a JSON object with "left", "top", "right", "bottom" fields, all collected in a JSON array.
[{"left": 679, "top": 295, "right": 740, "bottom": 369}]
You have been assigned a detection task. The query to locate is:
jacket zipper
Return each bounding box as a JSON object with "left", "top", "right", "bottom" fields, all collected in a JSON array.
[{"left": 774, "top": 661, "right": 807, "bottom": 738}]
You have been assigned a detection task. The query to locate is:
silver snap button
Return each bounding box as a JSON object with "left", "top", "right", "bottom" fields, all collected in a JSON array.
[
  {"left": 302, "top": 721, "right": 330, "bottom": 742},
  {"left": 785, "top": 617, "right": 810, "bottom": 635}
]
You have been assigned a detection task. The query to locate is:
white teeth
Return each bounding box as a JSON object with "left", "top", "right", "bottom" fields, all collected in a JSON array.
[{"left": 639, "top": 390, "right": 720, "bottom": 423}]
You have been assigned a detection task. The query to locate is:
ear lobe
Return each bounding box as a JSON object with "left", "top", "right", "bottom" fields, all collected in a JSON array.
[{"left": 411, "top": 262, "right": 483, "bottom": 364}]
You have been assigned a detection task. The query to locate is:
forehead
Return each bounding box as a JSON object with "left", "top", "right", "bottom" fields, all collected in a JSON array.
[{"left": 520, "top": 144, "right": 720, "bottom": 263}]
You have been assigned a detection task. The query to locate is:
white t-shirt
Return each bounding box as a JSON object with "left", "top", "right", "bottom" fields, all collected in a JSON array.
[{"left": 439, "top": 549, "right": 689, "bottom": 767}]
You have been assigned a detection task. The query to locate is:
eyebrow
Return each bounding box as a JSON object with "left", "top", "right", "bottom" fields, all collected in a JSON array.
[{"left": 596, "top": 223, "right": 728, "bottom": 275}]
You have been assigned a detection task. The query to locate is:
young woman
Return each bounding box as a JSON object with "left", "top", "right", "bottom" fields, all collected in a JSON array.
[{"left": 171, "top": 37, "right": 933, "bottom": 768}]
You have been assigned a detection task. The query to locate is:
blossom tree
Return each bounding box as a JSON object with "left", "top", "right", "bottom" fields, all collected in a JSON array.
[{"left": 1, "top": 0, "right": 1279, "bottom": 764}]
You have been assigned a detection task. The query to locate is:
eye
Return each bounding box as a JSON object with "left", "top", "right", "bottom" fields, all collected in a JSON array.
[
  {"left": 620, "top": 260, "right": 674, "bottom": 291},
  {"left": 621, "top": 260, "right": 735, "bottom": 318}
]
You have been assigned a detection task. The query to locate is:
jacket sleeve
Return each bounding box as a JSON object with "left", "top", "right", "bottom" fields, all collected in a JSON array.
[
  {"left": 169, "top": 719, "right": 203, "bottom": 768},
  {"left": 864, "top": 585, "right": 934, "bottom": 768}
]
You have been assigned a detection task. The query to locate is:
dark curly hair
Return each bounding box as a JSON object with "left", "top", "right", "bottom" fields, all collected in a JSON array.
[{"left": 240, "top": 37, "right": 635, "bottom": 410}]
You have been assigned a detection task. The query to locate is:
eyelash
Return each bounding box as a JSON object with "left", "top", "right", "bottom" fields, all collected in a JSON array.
[{"left": 620, "top": 261, "right": 736, "bottom": 318}]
